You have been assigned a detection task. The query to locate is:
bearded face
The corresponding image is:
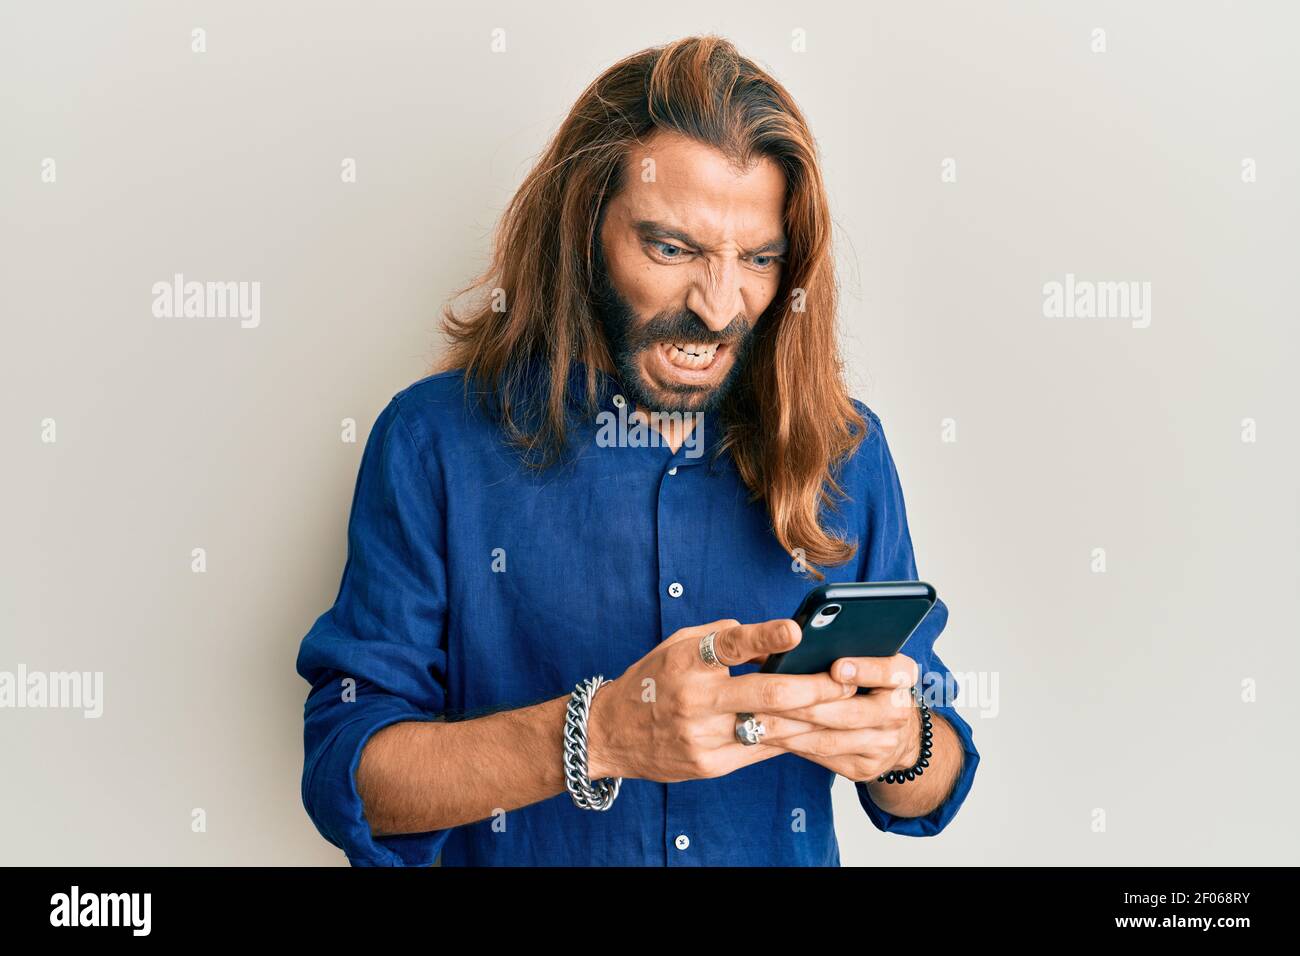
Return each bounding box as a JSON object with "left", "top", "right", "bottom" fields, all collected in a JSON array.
[{"left": 590, "top": 130, "right": 786, "bottom": 416}]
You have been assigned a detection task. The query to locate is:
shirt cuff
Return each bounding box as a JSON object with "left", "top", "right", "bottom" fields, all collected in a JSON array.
[
  {"left": 854, "top": 703, "right": 980, "bottom": 837},
  {"left": 302, "top": 697, "right": 453, "bottom": 866}
]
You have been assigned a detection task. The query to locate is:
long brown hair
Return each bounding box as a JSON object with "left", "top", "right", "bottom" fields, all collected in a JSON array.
[{"left": 436, "top": 35, "right": 867, "bottom": 579}]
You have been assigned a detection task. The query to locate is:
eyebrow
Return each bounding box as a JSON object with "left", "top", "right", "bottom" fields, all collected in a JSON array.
[{"left": 632, "top": 219, "right": 788, "bottom": 257}]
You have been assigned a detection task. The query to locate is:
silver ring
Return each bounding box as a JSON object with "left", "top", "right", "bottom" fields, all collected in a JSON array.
[
  {"left": 698, "top": 631, "right": 727, "bottom": 668},
  {"left": 735, "top": 712, "right": 766, "bottom": 746}
]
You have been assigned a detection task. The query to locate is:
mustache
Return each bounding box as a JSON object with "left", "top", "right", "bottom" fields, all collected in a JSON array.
[
  {"left": 590, "top": 256, "right": 750, "bottom": 347},
  {"left": 632, "top": 311, "right": 752, "bottom": 348}
]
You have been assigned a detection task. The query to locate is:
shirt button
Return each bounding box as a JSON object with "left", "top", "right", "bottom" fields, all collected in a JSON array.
[
  {"left": 674, "top": 834, "right": 690, "bottom": 850},
  {"left": 667, "top": 466, "right": 678, "bottom": 475},
  {"left": 667, "top": 582, "right": 684, "bottom": 598},
  {"left": 612, "top": 394, "right": 626, "bottom": 408}
]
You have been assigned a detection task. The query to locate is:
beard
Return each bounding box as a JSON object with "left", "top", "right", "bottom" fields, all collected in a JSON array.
[{"left": 589, "top": 255, "right": 756, "bottom": 416}]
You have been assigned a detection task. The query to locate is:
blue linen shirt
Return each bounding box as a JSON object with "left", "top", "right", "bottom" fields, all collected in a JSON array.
[{"left": 295, "top": 362, "right": 979, "bottom": 866}]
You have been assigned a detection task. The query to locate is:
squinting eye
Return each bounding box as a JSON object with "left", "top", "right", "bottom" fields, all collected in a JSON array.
[
  {"left": 751, "top": 255, "right": 780, "bottom": 269},
  {"left": 653, "top": 241, "right": 685, "bottom": 258}
]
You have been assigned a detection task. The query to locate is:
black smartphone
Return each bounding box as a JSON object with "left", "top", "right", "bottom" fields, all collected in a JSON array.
[{"left": 759, "top": 581, "right": 936, "bottom": 692}]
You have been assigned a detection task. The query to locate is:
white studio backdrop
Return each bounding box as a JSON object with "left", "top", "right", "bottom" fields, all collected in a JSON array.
[{"left": 1, "top": 0, "right": 1296, "bottom": 865}]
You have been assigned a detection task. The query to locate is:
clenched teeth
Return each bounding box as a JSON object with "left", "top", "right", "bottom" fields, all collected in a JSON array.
[{"left": 663, "top": 341, "right": 720, "bottom": 370}]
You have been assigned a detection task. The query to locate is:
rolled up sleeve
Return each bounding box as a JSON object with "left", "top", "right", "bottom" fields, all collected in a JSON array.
[
  {"left": 295, "top": 394, "right": 453, "bottom": 866},
  {"left": 853, "top": 407, "right": 980, "bottom": 836}
]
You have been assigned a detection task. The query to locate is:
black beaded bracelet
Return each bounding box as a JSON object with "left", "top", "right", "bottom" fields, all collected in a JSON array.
[{"left": 876, "top": 685, "right": 932, "bottom": 784}]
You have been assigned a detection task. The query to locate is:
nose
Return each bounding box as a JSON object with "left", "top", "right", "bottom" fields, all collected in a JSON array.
[{"left": 685, "top": 257, "right": 743, "bottom": 333}]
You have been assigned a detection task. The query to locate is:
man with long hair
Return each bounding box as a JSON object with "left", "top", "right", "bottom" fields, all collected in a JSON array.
[{"left": 296, "top": 35, "right": 979, "bottom": 866}]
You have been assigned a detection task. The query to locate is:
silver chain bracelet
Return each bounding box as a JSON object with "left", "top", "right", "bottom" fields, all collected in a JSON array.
[{"left": 563, "top": 674, "right": 622, "bottom": 811}]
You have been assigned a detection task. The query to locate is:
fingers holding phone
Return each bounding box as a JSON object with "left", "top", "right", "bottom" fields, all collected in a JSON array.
[
  {"left": 664, "top": 616, "right": 801, "bottom": 668},
  {"left": 586, "top": 617, "right": 846, "bottom": 784},
  {"left": 760, "top": 653, "right": 918, "bottom": 729}
]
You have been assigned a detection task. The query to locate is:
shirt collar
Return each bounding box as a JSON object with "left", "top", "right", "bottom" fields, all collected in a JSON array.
[
  {"left": 562, "top": 358, "right": 730, "bottom": 470},
  {"left": 563, "top": 358, "right": 622, "bottom": 413}
]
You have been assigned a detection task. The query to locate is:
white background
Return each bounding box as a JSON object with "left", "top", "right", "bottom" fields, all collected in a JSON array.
[{"left": 2, "top": 0, "right": 1296, "bottom": 865}]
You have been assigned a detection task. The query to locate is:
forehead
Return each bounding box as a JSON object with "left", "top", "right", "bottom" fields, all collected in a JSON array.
[{"left": 612, "top": 129, "right": 786, "bottom": 241}]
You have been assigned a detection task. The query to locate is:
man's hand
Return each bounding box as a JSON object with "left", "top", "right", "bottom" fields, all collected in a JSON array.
[
  {"left": 757, "top": 652, "right": 965, "bottom": 819},
  {"left": 585, "top": 618, "right": 859, "bottom": 784},
  {"left": 586, "top": 620, "right": 961, "bottom": 821},
  {"left": 754, "top": 654, "right": 923, "bottom": 782}
]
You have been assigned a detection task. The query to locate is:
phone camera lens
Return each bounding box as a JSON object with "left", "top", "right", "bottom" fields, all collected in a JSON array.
[{"left": 809, "top": 604, "right": 842, "bottom": 629}]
